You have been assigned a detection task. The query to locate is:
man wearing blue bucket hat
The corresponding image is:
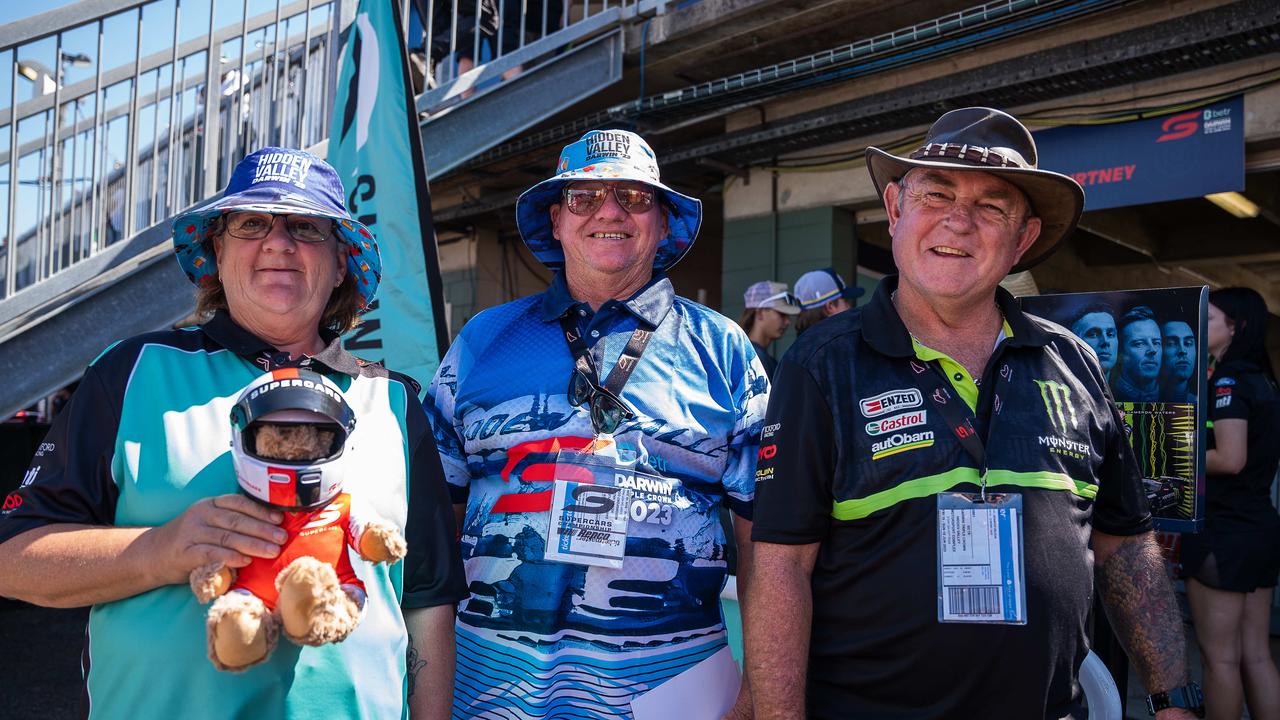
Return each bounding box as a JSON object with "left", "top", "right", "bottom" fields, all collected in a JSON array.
[
  {"left": 0, "top": 147, "right": 466, "bottom": 719},
  {"left": 425, "top": 130, "right": 768, "bottom": 719}
]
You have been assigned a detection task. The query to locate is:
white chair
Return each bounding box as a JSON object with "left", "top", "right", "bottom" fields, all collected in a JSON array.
[{"left": 1079, "top": 650, "right": 1123, "bottom": 719}]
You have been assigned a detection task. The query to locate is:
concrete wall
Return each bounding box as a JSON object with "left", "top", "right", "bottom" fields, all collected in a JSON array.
[{"left": 722, "top": 206, "right": 856, "bottom": 355}]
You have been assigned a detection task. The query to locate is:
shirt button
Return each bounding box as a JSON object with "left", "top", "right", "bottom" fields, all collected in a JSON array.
[
  {"left": 578, "top": 309, "right": 587, "bottom": 317},
  {"left": 590, "top": 330, "right": 600, "bottom": 338},
  {"left": 954, "top": 373, "right": 963, "bottom": 381}
]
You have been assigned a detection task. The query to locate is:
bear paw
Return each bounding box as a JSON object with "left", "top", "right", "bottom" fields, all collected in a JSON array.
[
  {"left": 190, "top": 562, "right": 235, "bottom": 603},
  {"left": 206, "top": 591, "right": 279, "bottom": 672},
  {"left": 276, "top": 556, "right": 362, "bottom": 646},
  {"left": 358, "top": 522, "right": 408, "bottom": 564}
]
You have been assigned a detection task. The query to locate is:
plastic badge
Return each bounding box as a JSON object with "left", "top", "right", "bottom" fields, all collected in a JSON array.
[
  {"left": 543, "top": 450, "right": 635, "bottom": 568},
  {"left": 544, "top": 450, "right": 690, "bottom": 568},
  {"left": 936, "top": 492, "right": 1027, "bottom": 625},
  {"left": 545, "top": 477, "right": 630, "bottom": 568}
]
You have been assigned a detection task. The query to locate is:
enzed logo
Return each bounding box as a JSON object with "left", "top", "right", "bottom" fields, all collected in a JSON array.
[
  {"left": 1034, "top": 380, "right": 1078, "bottom": 433},
  {"left": 860, "top": 388, "right": 923, "bottom": 418}
]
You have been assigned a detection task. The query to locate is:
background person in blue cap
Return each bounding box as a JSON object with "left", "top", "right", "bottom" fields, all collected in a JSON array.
[
  {"left": 0, "top": 147, "right": 466, "bottom": 720},
  {"left": 792, "top": 267, "right": 863, "bottom": 335},
  {"left": 424, "top": 129, "right": 768, "bottom": 719}
]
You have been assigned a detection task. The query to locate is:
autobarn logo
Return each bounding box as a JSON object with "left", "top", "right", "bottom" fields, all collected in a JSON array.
[
  {"left": 860, "top": 388, "right": 923, "bottom": 418},
  {"left": 871, "top": 430, "right": 935, "bottom": 460},
  {"left": 866, "top": 410, "right": 927, "bottom": 436}
]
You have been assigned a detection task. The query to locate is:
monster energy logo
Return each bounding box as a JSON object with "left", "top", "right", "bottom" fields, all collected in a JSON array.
[{"left": 1034, "top": 380, "right": 1078, "bottom": 432}]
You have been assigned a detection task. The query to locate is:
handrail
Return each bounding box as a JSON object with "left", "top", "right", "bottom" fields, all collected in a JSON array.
[
  {"left": 0, "top": 0, "right": 666, "bottom": 311},
  {"left": 0, "top": 0, "right": 350, "bottom": 302}
]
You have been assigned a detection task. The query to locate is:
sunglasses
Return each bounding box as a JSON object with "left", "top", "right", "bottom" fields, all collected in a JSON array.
[
  {"left": 562, "top": 185, "right": 657, "bottom": 216},
  {"left": 567, "top": 368, "right": 635, "bottom": 435},
  {"left": 224, "top": 211, "right": 335, "bottom": 244},
  {"left": 760, "top": 291, "right": 799, "bottom": 308}
]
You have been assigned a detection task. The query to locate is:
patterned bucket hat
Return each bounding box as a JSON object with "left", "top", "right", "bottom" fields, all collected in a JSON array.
[
  {"left": 865, "top": 107, "right": 1085, "bottom": 273},
  {"left": 515, "top": 129, "right": 702, "bottom": 271},
  {"left": 171, "top": 147, "right": 382, "bottom": 311}
]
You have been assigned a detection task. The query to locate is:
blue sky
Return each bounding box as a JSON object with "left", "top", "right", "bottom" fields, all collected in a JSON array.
[
  {"left": 0, "top": 0, "right": 331, "bottom": 241},
  {"left": 0, "top": 2, "right": 78, "bottom": 27}
]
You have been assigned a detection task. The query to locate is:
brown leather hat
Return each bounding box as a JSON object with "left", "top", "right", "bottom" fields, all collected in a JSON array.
[{"left": 865, "top": 107, "right": 1084, "bottom": 273}]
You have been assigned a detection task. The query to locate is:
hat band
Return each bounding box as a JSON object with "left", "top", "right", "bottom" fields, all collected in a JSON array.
[{"left": 909, "top": 143, "right": 1027, "bottom": 170}]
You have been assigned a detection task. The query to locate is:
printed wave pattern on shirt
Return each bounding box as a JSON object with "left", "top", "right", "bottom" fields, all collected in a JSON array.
[
  {"left": 453, "top": 624, "right": 725, "bottom": 719},
  {"left": 425, "top": 278, "right": 767, "bottom": 716}
]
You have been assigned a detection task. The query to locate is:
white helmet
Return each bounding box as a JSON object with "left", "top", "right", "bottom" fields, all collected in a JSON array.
[{"left": 229, "top": 368, "right": 356, "bottom": 510}]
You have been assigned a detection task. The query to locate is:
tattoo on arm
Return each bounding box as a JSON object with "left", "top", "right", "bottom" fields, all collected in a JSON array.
[
  {"left": 1095, "top": 534, "right": 1187, "bottom": 694},
  {"left": 406, "top": 633, "right": 428, "bottom": 698}
]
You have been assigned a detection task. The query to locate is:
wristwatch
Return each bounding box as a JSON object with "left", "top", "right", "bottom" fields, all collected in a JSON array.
[{"left": 1145, "top": 682, "right": 1204, "bottom": 717}]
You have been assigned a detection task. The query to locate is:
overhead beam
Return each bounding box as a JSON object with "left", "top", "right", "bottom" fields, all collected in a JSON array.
[
  {"left": 1076, "top": 209, "right": 1162, "bottom": 259},
  {"left": 661, "top": 0, "right": 1280, "bottom": 165},
  {"left": 1172, "top": 263, "right": 1280, "bottom": 315},
  {"left": 423, "top": 31, "right": 623, "bottom": 179},
  {"left": 1089, "top": 249, "right": 1280, "bottom": 269}
]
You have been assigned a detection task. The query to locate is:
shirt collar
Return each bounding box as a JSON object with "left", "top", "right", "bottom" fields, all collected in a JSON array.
[
  {"left": 863, "top": 275, "right": 1050, "bottom": 358},
  {"left": 201, "top": 310, "right": 363, "bottom": 378},
  {"left": 539, "top": 271, "right": 675, "bottom": 327}
]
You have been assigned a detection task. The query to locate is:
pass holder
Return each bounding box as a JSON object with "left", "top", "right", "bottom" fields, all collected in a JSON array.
[
  {"left": 936, "top": 491, "right": 1026, "bottom": 625},
  {"left": 544, "top": 450, "right": 632, "bottom": 568}
]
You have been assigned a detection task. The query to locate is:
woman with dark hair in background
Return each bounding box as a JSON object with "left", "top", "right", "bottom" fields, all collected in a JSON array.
[{"left": 1181, "top": 286, "right": 1280, "bottom": 720}]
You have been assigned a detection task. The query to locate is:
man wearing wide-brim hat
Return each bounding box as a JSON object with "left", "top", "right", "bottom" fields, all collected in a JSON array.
[
  {"left": 746, "top": 108, "right": 1199, "bottom": 719},
  {"left": 424, "top": 129, "right": 768, "bottom": 719}
]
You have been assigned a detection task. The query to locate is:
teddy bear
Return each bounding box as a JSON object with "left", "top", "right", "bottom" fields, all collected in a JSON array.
[{"left": 189, "top": 368, "right": 407, "bottom": 672}]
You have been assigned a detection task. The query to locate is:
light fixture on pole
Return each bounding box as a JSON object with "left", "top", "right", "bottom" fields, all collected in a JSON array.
[
  {"left": 15, "top": 59, "right": 56, "bottom": 97},
  {"left": 1204, "top": 191, "right": 1261, "bottom": 219}
]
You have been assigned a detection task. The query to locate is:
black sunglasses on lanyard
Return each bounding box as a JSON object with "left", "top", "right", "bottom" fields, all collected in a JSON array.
[{"left": 559, "top": 315, "right": 654, "bottom": 435}]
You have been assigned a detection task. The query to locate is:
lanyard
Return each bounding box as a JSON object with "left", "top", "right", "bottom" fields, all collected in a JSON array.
[
  {"left": 558, "top": 313, "right": 654, "bottom": 398},
  {"left": 907, "top": 355, "right": 1015, "bottom": 497}
]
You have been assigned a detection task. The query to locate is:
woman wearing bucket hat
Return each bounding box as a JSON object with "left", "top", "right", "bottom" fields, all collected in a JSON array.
[
  {"left": 748, "top": 108, "right": 1198, "bottom": 719},
  {"left": 0, "top": 147, "right": 465, "bottom": 719},
  {"left": 425, "top": 129, "right": 767, "bottom": 719}
]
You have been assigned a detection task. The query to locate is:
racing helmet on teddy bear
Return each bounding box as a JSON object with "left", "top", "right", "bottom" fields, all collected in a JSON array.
[{"left": 229, "top": 368, "right": 356, "bottom": 511}]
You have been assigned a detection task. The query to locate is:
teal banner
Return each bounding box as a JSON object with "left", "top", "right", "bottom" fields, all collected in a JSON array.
[{"left": 329, "top": 0, "right": 447, "bottom": 391}]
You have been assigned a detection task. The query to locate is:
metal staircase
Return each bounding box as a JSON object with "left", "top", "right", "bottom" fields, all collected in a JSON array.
[{"left": 0, "top": 0, "right": 653, "bottom": 419}]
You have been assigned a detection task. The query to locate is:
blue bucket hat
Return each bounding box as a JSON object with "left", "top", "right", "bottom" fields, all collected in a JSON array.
[
  {"left": 171, "top": 147, "right": 382, "bottom": 311},
  {"left": 515, "top": 130, "right": 702, "bottom": 271}
]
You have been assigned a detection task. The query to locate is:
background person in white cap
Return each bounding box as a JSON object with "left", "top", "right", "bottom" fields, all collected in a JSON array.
[
  {"left": 0, "top": 147, "right": 466, "bottom": 719},
  {"left": 746, "top": 108, "right": 1198, "bottom": 719},
  {"left": 425, "top": 129, "right": 767, "bottom": 719},
  {"left": 739, "top": 280, "right": 801, "bottom": 380},
  {"left": 792, "top": 267, "right": 864, "bottom": 335}
]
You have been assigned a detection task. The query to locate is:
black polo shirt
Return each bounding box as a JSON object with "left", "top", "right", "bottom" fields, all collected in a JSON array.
[
  {"left": 1206, "top": 362, "right": 1280, "bottom": 530},
  {"left": 752, "top": 277, "right": 1151, "bottom": 720}
]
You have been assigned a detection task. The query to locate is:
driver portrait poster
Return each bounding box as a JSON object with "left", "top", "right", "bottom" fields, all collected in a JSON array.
[{"left": 1020, "top": 286, "right": 1207, "bottom": 532}]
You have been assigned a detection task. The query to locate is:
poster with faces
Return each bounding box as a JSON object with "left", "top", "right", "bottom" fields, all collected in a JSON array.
[{"left": 1020, "top": 286, "right": 1207, "bottom": 533}]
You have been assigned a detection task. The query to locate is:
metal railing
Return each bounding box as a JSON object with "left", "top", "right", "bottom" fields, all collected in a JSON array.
[
  {"left": 0, "top": 0, "right": 348, "bottom": 302},
  {"left": 414, "top": 0, "right": 663, "bottom": 113},
  {"left": 0, "top": 0, "right": 664, "bottom": 307}
]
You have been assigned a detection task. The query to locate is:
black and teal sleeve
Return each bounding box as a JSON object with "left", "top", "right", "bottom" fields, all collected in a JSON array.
[
  {"left": 750, "top": 357, "right": 837, "bottom": 544},
  {"left": 0, "top": 358, "right": 124, "bottom": 543}
]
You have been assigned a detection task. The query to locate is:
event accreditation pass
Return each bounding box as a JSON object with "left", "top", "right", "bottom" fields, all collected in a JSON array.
[
  {"left": 936, "top": 492, "right": 1027, "bottom": 625},
  {"left": 546, "top": 480, "right": 630, "bottom": 569}
]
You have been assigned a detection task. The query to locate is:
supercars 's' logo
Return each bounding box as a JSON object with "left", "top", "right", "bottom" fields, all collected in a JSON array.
[{"left": 1156, "top": 111, "right": 1199, "bottom": 143}]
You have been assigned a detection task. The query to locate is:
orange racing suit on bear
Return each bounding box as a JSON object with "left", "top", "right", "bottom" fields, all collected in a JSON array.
[{"left": 229, "top": 492, "right": 365, "bottom": 609}]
